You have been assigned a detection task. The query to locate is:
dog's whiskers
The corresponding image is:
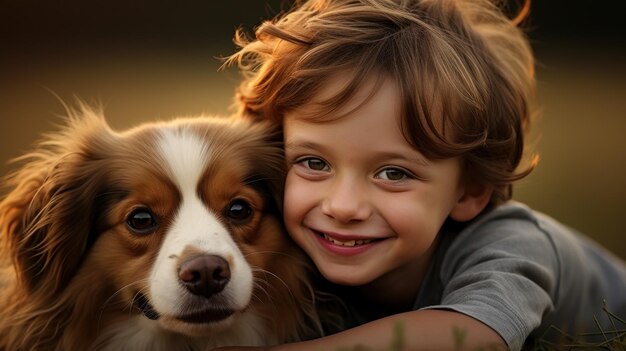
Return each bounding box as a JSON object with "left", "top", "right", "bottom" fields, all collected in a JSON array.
[
  {"left": 251, "top": 272, "right": 280, "bottom": 315},
  {"left": 127, "top": 286, "right": 151, "bottom": 317},
  {"left": 100, "top": 279, "right": 148, "bottom": 312},
  {"left": 251, "top": 265, "right": 295, "bottom": 304},
  {"left": 97, "top": 279, "right": 149, "bottom": 332},
  {"left": 252, "top": 277, "right": 271, "bottom": 298}
]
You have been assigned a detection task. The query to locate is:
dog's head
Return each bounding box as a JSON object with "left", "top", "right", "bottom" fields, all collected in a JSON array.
[{"left": 0, "top": 105, "right": 310, "bottom": 340}]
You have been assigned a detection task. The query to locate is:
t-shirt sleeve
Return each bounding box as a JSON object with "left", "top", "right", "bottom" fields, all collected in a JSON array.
[{"left": 420, "top": 217, "right": 560, "bottom": 351}]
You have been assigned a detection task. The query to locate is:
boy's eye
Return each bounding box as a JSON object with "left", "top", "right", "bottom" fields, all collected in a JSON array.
[
  {"left": 376, "top": 168, "right": 411, "bottom": 181},
  {"left": 299, "top": 157, "right": 329, "bottom": 171}
]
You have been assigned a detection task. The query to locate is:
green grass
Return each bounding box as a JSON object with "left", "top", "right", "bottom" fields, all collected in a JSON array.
[{"left": 529, "top": 301, "right": 626, "bottom": 351}]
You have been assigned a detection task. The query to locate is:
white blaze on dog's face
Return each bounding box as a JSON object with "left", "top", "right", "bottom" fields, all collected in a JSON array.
[{"left": 149, "top": 127, "right": 253, "bottom": 333}]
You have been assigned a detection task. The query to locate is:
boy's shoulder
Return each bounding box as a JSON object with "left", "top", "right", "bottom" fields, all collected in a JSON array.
[
  {"left": 418, "top": 201, "right": 562, "bottom": 349},
  {"left": 448, "top": 200, "right": 607, "bottom": 266},
  {"left": 445, "top": 201, "right": 562, "bottom": 266},
  {"left": 428, "top": 201, "right": 626, "bottom": 350}
]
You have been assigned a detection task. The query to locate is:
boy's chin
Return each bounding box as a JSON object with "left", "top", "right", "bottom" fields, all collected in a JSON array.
[{"left": 318, "top": 265, "right": 375, "bottom": 286}]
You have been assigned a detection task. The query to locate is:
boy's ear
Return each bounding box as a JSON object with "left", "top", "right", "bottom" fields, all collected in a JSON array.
[{"left": 449, "top": 182, "right": 493, "bottom": 222}]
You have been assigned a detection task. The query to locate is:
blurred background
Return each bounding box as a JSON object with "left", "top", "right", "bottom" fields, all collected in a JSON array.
[{"left": 1, "top": 1, "right": 624, "bottom": 258}]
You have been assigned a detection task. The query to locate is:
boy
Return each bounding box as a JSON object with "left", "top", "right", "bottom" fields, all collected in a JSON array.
[{"left": 225, "top": 0, "right": 626, "bottom": 349}]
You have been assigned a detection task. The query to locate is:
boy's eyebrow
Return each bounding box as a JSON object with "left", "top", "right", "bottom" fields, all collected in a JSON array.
[
  {"left": 285, "top": 140, "right": 431, "bottom": 167},
  {"left": 284, "top": 140, "right": 323, "bottom": 151},
  {"left": 375, "top": 151, "right": 431, "bottom": 167},
  {"left": 284, "top": 140, "right": 331, "bottom": 156}
]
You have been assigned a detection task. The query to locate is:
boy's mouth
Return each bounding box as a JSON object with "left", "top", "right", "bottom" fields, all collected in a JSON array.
[
  {"left": 321, "top": 233, "right": 373, "bottom": 246},
  {"left": 310, "top": 229, "right": 385, "bottom": 256},
  {"left": 312, "top": 229, "right": 381, "bottom": 247}
]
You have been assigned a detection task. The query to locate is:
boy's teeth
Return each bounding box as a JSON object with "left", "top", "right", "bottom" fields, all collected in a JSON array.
[{"left": 323, "top": 234, "right": 372, "bottom": 246}]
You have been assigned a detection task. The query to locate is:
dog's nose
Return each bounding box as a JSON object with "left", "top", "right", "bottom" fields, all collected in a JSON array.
[{"left": 178, "top": 254, "right": 231, "bottom": 298}]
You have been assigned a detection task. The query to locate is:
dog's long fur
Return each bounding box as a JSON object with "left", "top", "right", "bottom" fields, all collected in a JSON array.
[{"left": 0, "top": 105, "right": 324, "bottom": 350}]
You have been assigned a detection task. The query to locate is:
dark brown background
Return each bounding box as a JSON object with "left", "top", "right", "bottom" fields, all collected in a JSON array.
[{"left": 1, "top": 1, "right": 624, "bottom": 258}]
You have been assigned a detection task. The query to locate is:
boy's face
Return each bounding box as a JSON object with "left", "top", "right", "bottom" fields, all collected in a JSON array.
[{"left": 283, "top": 74, "right": 467, "bottom": 287}]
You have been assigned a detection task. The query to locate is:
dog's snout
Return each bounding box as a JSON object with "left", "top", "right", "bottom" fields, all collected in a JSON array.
[{"left": 178, "top": 255, "right": 231, "bottom": 298}]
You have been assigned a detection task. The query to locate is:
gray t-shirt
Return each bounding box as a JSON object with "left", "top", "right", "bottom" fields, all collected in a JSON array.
[{"left": 343, "top": 201, "right": 626, "bottom": 350}]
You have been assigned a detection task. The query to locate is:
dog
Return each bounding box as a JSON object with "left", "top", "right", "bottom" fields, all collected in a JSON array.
[{"left": 0, "top": 104, "right": 324, "bottom": 350}]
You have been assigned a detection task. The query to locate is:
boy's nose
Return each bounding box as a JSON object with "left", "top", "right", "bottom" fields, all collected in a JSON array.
[{"left": 321, "top": 178, "right": 372, "bottom": 223}]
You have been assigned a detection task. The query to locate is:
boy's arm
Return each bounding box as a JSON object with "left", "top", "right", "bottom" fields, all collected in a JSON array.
[{"left": 278, "top": 309, "right": 506, "bottom": 351}]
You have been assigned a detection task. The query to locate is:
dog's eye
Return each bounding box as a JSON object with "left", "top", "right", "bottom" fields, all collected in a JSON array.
[
  {"left": 126, "top": 208, "right": 158, "bottom": 234},
  {"left": 226, "top": 199, "right": 253, "bottom": 223}
]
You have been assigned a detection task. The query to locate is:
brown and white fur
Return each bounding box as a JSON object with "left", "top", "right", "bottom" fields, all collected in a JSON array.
[{"left": 0, "top": 105, "right": 323, "bottom": 350}]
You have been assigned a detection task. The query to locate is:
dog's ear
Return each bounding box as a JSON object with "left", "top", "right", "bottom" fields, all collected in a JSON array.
[
  {"left": 0, "top": 105, "right": 116, "bottom": 294},
  {"left": 244, "top": 121, "right": 286, "bottom": 215}
]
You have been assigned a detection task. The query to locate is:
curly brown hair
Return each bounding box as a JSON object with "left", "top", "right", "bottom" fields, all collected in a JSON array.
[{"left": 227, "top": 0, "right": 538, "bottom": 205}]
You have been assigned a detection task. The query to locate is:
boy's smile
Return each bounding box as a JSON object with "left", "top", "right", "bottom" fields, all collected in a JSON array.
[
  {"left": 283, "top": 73, "right": 471, "bottom": 291},
  {"left": 308, "top": 225, "right": 389, "bottom": 257}
]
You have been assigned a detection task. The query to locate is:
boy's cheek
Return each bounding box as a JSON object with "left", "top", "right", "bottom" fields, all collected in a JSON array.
[
  {"left": 283, "top": 177, "right": 307, "bottom": 218},
  {"left": 283, "top": 175, "right": 321, "bottom": 227},
  {"left": 285, "top": 172, "right": 316, "bottom": 199}
]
